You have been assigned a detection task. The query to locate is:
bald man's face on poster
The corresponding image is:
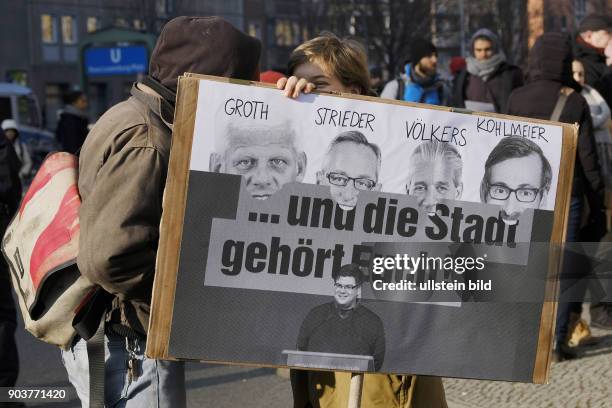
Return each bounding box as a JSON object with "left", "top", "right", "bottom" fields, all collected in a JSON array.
[{"left": 210, "top": 123, "right": 307, "bottom": 199}]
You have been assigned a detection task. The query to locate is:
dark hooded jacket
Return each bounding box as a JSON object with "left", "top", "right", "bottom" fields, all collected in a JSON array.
[
  {"left": 77, "top": 16, "right": 261, "bottom": 334},
  {"left": 56, "top": 105, "right": 89, "bottom": 154},
  {"left": 451, "top": 29, "right": 524, "bottom": 113},
  {"left": 452, "top": 63, "right": 523, "bottom": 113},
  {"left": 507, "top": 33, "right": 604, "bottom": 214},
  {"left": 574, "top": 36, "right": 612, "bottom": 110},
  {"left": 0, "top": 133, "right": 22, "bottom": 215}
]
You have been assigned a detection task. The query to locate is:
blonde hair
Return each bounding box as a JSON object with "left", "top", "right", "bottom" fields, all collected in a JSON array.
[{"left": 288, "top": 33, "right": 374, "bottom": 96}]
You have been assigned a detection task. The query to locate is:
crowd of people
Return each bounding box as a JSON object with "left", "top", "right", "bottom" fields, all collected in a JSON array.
[{"left": 0, "top": 10, "right": 611, "bottom": 408}]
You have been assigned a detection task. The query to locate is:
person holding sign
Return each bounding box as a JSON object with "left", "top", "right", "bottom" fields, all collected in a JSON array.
[
  {"left": 67, "top": 16, "right": 261, "bottom": 406},
  {"left": 279, "top": 33, "right": 448, "bottom": 408},
  {"left": 405, "top": 140, "right": 464, "bottom": 216},
  {"left": 209, "top": 121, "right": 307, "bottom": 199},
  {"left": 480, "top": 137, "right": 552, "bottom": 225},
  {"left": 316, "top": 131, "right": 382, "bottom": 211},
  {"left": 296, "top": 264, "right": 386, "bottom": 370},
  {"left": 278, "top": 33, "right": 374, "bottom": 97}
]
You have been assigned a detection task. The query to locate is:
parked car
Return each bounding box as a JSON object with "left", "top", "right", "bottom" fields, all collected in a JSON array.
[{"left": 0, "top": 82, "right": 60, "bottom": 185}]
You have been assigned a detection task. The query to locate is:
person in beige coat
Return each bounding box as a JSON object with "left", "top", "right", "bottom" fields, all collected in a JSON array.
[{"left": 64, "top": 16, "right": 261, "bottom": 407}]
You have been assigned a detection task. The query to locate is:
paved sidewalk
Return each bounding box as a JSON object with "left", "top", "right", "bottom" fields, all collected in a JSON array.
[
  {"left": 444, "top": 327, "right": 612, "bottom": 408},
  {"left": 14, "top": 295, "right": 612, "bottom": 407}
]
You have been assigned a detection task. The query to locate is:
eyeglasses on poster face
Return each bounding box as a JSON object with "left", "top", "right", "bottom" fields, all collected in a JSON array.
[
  {"left": 326, "top": 172, "right": 376, "bottom": 191},
  {"left": 488, "top": 184, "right": 540, "bottom": 202}
]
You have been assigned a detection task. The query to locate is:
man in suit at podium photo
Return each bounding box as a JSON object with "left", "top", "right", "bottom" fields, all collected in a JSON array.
[{"left": 295, "top": 263, "right": 386, "bottom": 370}]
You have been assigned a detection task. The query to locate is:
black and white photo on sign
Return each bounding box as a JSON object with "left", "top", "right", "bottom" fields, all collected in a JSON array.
[
  {"left": 287, "top": 263, "right": 386, "bottom": 371},
  {"left": 193, "top": 80, "right": 562, "bottom": 222},
  {"left": 164, "top": 78, "right": 569, "bottom": 381}
]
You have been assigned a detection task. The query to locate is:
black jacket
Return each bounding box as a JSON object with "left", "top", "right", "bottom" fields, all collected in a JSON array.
[
  {"left": 0, "top": 136, "right": 22, "bottom": 215},
  {"left": 574, "top": 37, "right": 612, "bottom": 109},
  {"left": 452, "top": 62, "right": 523, "bottom": 113},
  {"left": 55, "top": 108, "right": 89, "bottom": 154},
  {"left": 507, "top": 33, "right": 604, "bottom": 213}
]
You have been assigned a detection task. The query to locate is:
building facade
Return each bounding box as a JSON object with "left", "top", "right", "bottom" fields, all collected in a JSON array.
[
  {"left": 0, "top": 0, "right": 245, "bottom": 129},
  {"left": 431, "top": 0, "right": 611, "bottom": 72},
  {"left": 529, "top": 0, "right": 612, "bottom": 47},
  {"left": 1, "top": 0, "right": 610, "bottom": 129}
]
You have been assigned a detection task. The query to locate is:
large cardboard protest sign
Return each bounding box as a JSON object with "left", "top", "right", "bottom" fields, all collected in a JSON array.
[{"left": 147, "top": 74, "right": 577, "bottom": 384}]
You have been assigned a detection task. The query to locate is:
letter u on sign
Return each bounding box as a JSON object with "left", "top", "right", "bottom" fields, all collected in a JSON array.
[{"left": 110, "top": 48, "right": 122, "bottom": 64}]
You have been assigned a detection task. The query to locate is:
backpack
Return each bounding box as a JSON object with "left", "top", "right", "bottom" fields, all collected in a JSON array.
[
  {"left": 395, "top": 77, "right": 405, "bottom": 101},
  {"left": 1, "top": 152, "right": 99, "bottom": 349},
  {"left": 395, "top": 76, "right": 445, "bottom": 104}
]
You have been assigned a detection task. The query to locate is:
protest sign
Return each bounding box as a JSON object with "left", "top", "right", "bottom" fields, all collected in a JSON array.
[{"left": 147, "top": 74, "right": 577, "bottom": 384}]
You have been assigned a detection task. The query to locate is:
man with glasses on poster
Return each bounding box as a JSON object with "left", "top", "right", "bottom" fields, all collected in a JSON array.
[
  {"left": 316, "top": 131, "right": 382, "bottom": 211},
  {"left": 480, "top": 136, "right": 552, "bottom": 225},
  {"left": 295, "top": 263, "right": 386, "bottom": 371}
]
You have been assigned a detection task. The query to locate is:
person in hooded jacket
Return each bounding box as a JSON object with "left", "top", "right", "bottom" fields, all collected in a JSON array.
[
  {"left": 55, "top": 90, "right": 89, "bottom": 154},
  {"left": 62, "top": 16, "right": 261, "bottom": 407},
  {"left": 573, "top": 14, "right": 612, "bottom": 109},
  {"left": 574, "top": 14, "right": 612, "bottom": 327},
  {"left": 507, "top": 32, "right": 605, "bottom": 361},
  {"left": 451, "top": 28, "right": 523, "bottom": 113},
  {"left": 2, "top": 119, "right": 31, "bottom": 187},
  {"left": 573, "top": 59, "right": 612, "bottom": 190}
]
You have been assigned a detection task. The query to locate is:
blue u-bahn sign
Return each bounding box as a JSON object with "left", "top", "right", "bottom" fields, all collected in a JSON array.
[{"left": 84, "top": 45, "right": 148, "bottom": 76}]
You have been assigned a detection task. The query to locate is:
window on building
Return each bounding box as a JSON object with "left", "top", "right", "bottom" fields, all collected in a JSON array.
[
  {"left": 156, "top": 0, "right": 174, "bottom": 16},
  {"left": 574, "top": 0, "right": 586, "bottom": 21},
  {"left": 115, "top": 18, "right": 128, "bottom": 28},
  {"left": 87, "top": 17, "right": 100, "bottom": 33},
  {"left": 560, "top": 16, "right": 568, "bottom": 32},
  {"left": 133, "top": 19, "right": 146, "bottom": 31},
  {"left": 275, "top": 20, "right": 289, "bottom": 46},
  {"left": 42, "top": 46, "right": 60, "bottom": 62},
  {"left": 17, "top": 96, "right": 40, "bottom": 128},
  {"left": 61, "top": 16, "right": 77, "bottom": 44},
  {"left": 41, "top": 14, "right": 57, "bottom": 44},
  {"left": 248, "top": 22, "right": 261, "bottom": 39},
  {"left": 275, "top": 19, "right": 299, "bottom": 47},
  {"left": 5, "top": 70, "right": 28, "bottom": 87},
  {"left": 292, "top": 22, "right": 300, "bottom": 43}
]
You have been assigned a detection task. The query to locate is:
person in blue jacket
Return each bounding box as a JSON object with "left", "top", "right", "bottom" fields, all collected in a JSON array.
[{"left": 381, "top": 38, "right": 449, "bottom": 105}]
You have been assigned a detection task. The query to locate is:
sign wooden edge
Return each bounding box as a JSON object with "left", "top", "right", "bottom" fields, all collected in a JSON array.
[
  {"left": 532, "top": 123, "right": 578, "bottom": 384},
  {"left": 182, "top": 73, "right": 584, "bottom": 128},
  {"left": 147, "top": 73, "right": 577, "bottom": 382},
  {"left": 146, "top": 76, "right": 199, "bottom": 359}
]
